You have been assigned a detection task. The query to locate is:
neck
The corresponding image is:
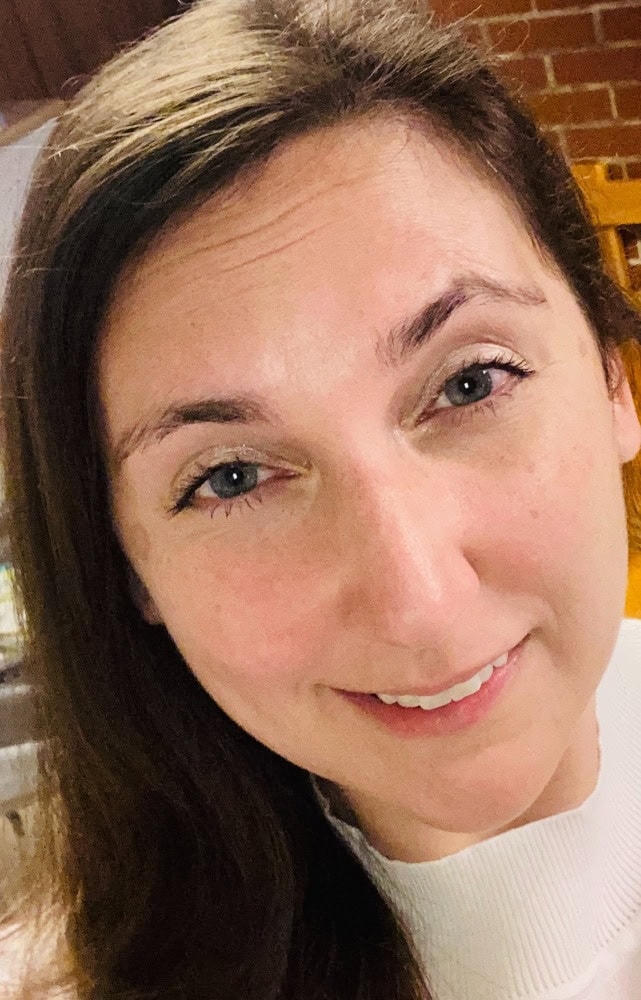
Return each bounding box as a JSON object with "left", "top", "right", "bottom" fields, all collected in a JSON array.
[{"left": 329, "top": 699, "right": 601, "bottom": 863}]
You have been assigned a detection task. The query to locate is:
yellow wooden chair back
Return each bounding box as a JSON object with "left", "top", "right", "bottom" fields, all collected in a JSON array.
[
  {"left": 572, "top": 163, "right": 641, "bottom": 299},
  {"left": 572, "top": 164, "right": 641, "bottom": 616}
]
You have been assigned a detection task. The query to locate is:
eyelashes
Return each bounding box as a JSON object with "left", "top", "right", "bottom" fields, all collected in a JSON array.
[
  {"left": 169, "top": 459, "right": 288, "bottom": 516},
  {"left": 168, "top": 350, "right": 535, "bottom": 518},
  {"left": 426, "top": 350, "right": 534, "bottom": 422}
]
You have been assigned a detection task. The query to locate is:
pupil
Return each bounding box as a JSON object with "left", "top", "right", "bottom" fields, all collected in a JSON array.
[
  {"left": 210, "top": 462, "right": 258, "bottom": 499},
  {"left": 447, "top": 368, "right": 492, "bottom": 407}
]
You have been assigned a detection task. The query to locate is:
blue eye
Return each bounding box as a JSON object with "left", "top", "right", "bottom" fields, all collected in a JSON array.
[
  {"left": 170, "top": 459, "right": 269, "bottom": 516},
  {"left": 443, "top": 365, "right": 495, "bottom": 407},
  {"left": 207, "top": 462, "right": 259, "bottom": 500},
  {"left": 430, "top": 353, "right": 535, "bottom": 418}
]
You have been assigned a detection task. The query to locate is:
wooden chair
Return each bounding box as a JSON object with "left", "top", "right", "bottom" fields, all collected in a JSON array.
[
  {"left": 572, "top": 164, "right": 641, "bottom": 617},
  {"left": 572, "top": 163, "right": 641, "bottom": 306}
]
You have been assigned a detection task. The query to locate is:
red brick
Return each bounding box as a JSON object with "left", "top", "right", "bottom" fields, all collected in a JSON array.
[
  {"left": 608, "top": 162, "right": 626, "bottom": 179},
  {"left": 627, "top": 160, "right": 641, "bottom": 178},
  {"left": 565, "top": 123, "right": 641, "bottom": 158},
  {"left": 553, "top": 47, "right": 641, "bottom": 85},
  {"left": 527, "top": 87, "right": 612, "bottom": 125},
  {"left": 460, "top": 20, "right": 487, "bottom": 49},
  {"left": 496, "top": 55, "right": 548, "bottom": 90},
  {"left": 486, "top": 13, "right": 595, "bottom": 53},
  {"left": 480, "top": 0, "right": 533, "bottom": 11},
  {"left": 430, "top": 0, "right": 531, "bottom": 17},
  {"left": 630, "top": 262, "right": 641, "bottom": 290},
  {"left": 536, "top": 0, "right": 631, "bottom": 9},
  {"left": 615, "top": 85, "right": 641, "bottom": 121},
  {"left": 601, "top": 5, "right": 641, "bottom": 43}
]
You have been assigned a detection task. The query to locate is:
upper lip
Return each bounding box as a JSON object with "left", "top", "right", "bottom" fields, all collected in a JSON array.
[{"left": 344, "top": 637, "right": 525, "bottom": 698}]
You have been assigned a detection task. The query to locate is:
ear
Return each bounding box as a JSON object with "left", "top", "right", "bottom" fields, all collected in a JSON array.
[
  {"left": 127, "top": 566, "right": 163, "bottom": 625},
  {"left": 608, "top": 346, "right": 641, "bottom": 465}
]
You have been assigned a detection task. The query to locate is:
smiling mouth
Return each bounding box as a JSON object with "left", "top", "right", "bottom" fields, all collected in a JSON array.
[
  {"left": 336, "top": 637, "right": 528, "bottom": 735},
  {"left": 339, "top": 636, "right": 528, "bottom": 712}
]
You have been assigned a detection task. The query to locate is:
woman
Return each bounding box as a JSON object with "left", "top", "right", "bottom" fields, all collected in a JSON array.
[{"left": 2, "top": 1, "right": 641, "bottom": 997}]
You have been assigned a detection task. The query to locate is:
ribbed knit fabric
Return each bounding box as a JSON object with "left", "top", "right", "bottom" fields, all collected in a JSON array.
[{"left": 313, "top": 617, "right": 641, "bottom": 1000}]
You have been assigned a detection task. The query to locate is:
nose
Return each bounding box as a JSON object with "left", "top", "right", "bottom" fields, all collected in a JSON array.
[{"left": 331, "top": 456, "right": 479, "bottom": 649}]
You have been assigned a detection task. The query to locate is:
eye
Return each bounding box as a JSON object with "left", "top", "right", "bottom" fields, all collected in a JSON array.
[
  {"left": 206, "top": 461, "right": 260, "bottom": 500},
  {"left": 169, "top": 459, "right": 283, "bottom": 516},
  {"left": 429, "top": 352, "right": 535, "bottom": 418}
]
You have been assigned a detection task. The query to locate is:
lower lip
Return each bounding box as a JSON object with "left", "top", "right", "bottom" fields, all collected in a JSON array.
[{"left": 337, "top": 636, "right": 528, "bottom": 738}]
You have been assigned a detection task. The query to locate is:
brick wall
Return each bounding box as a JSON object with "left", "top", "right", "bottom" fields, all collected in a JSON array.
[{"left": 430, "top": 0, "right": 641, "bottom": 179}]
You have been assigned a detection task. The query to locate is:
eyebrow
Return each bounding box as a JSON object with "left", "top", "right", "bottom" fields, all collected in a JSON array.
[
  {"left": 380, "top": 273, "right": 546, "bottom": 366},
  {"left": 113, "top": 272, "right": 547, "bottom": 469}
]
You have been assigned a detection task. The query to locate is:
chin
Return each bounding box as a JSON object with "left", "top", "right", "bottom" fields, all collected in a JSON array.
[
  {"left": 424, "top": 796, "right": 539, "bottom": 839},
  {"left": 404, "top": 759, "right": 557, "bottom": 838}
]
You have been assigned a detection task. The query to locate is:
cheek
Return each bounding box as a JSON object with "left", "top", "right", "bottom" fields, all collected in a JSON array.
[
  {"left": 146, "top": 543, "right": 333, "bottom": 694},
  {"left": 122, "top": 519, "right": 152, "bottom": 565},
  {"left": 114, "top": 474, "right": 332, "bottom": 692},
  {"left": 531, "top": 396, "right": 625, "bottom": 542},
  {"left": 478, "top": 387, "right": 628, "bottom": 617}
]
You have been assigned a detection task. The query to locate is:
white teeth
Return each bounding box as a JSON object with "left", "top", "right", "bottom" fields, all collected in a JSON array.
[
  {"left": 396, "top": 695, "right": 421, "bottom": 707},
  {"left": 375, "top": 650, "right": 510, "bottom": 711},
  {"left": 422, "top": 689, "right": 452, "bottom": 710},
  {"left": 450, "top": 672, "right": 483, "bottom": 702},
  {"left": 478, "top": 663, "right": 494, "bottom": 684}
]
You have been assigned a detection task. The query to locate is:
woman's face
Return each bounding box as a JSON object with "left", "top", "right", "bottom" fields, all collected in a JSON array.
[{"left": 100, "top": 119, "right": 640, "bottom": 857}]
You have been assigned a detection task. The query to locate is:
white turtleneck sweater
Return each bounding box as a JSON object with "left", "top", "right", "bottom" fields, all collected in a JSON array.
[{"left": 314, "top": 617, "right": 641, "bottom": 1000}]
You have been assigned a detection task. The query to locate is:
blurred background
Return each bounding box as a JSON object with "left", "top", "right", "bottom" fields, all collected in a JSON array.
[{"left": 0, "top": 0, "right": 640, "bottom": 913}]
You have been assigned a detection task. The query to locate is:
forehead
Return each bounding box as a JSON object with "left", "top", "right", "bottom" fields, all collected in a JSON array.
[
  {"left": 109, "top": 117, "right": 535, "bottom": 299},
  {"left": 99, "top": 119, "right": 549, "bottom": 416}
]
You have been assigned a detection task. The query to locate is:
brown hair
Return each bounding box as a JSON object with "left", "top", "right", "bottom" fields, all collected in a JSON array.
[{"left": 2, "top": 1, "right": 641, "bottom": 997}]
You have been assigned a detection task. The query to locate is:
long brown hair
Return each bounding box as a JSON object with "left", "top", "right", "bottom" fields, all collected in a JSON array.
[{"left": 2, "top": 1, "right": 641, "bottom": 997}]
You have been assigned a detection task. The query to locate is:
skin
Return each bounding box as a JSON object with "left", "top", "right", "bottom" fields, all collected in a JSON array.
[{"left": 99, "top": 118, "right": 641, "bottom": 863}]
